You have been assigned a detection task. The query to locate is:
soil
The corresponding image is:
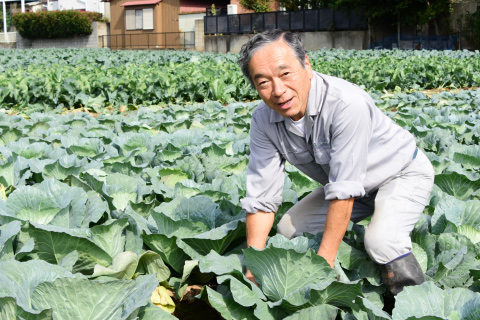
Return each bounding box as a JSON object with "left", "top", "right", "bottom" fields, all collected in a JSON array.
[
  {"left": 419, "top": 86, "right": 478, "bottom": 97},
  {"left": 173, "top": 299, "right": 223, "bottom": 320},
  {"left": 172, "top": 285, "right": 224, "bottom": 320}
]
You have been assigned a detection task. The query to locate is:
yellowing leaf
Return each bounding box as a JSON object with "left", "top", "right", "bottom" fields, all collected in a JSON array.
[{"left": 151, "top": 286, "right": 175, "bottom": 314}]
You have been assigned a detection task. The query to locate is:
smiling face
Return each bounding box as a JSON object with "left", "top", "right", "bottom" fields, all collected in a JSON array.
[{"left": 248, "top": 38, "right": 313, "bottom": 121}]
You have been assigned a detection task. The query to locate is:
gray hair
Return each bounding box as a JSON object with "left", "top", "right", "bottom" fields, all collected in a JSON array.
[{"left": 238, "top": 29, "right": 307, "bottom": 86}]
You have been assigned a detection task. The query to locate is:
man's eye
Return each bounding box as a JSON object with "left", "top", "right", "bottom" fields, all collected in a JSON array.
[{"left": 283, "top": 72, "right": 290, "bottom": 76}]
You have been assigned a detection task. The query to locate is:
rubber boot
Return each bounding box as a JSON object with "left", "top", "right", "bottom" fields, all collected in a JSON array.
[{"left": 378, "top": 252, "right": 425, "bottom": 296}]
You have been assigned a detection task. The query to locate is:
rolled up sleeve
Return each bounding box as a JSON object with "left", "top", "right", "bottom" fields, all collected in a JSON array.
[
  {"left": 324, "top": 99, "right": 372, "bottom": 200},
  {"left": 240, "top": 114, "right": 285, "bottom": 213}
]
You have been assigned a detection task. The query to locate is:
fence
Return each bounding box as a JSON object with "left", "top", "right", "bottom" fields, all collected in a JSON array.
[
  {"left": 204, "top": 8, "right": 367, "bottom": 35},
  {"left": 370, "top": 34, "right": 459, "bottom": 50},
  {"left": 0, "top": 32, "right": 16, "bottom": 43},
  {"left": 100, "top": 32, "right": 195, "bottom": 50}
]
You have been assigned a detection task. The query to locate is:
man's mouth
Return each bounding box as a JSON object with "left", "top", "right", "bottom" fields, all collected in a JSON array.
[{"left": 277, "top": 97, "right": 293, "bottom": 108}]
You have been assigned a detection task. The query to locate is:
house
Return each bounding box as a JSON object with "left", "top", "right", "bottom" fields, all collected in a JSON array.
[
  {"left": 41, "top": 0, "right": 110, "bottom": 17},
  {"left": 106, "top": 0, "right": 180, "bottom": 49},
  {"left": 102, "top": 0, "right": 283, "bottom": 49}
]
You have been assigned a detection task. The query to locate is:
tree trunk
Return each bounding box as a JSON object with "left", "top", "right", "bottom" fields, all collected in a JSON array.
[
  {"left": 368, "top": 17, "right": 372, "bottom": 48},
  {"left": 397, "top": 11, "right": 401, "bottom": 48},
  {"left": 433, "top": 17, "right": 440, "bottom": 36}
]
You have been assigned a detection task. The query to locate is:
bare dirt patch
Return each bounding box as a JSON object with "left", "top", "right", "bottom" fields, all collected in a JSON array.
[{"left": 419, "top": 86, "right": 479, "bottom": 97}]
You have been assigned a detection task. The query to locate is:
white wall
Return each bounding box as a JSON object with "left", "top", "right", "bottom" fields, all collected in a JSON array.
[
  {"left": 179, "top": 13, "right": 205, "bottom": 32},
  {"left": 58, "top": 0, "right": 102, "bottom": 13},
  {"left": 50, "top": 1, "right": 58, "bottom": 10}
]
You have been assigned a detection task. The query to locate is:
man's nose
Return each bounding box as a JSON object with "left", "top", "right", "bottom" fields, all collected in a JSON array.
[{"left": 272, "top": 79, "right": 286, "bottom": 97}]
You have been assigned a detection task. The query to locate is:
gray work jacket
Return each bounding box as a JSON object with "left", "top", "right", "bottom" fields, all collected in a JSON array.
[{"left": 240, "top": 72, "right": 417, "bottom": 214}]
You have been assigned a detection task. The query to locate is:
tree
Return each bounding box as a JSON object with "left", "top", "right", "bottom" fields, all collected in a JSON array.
[
  {"left": 457, "top": 6, "right": 480, "bottom": 49},
  {"left": 322, "top": 0, "right": 453, "bottom": 47},
  {"left": 240, "top": 0, "right": 274, "bottom": 12}
]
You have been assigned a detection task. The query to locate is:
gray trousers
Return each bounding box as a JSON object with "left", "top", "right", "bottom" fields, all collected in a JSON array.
[{"left": 277, "top": 149, "right": 435, "bottom": 264}]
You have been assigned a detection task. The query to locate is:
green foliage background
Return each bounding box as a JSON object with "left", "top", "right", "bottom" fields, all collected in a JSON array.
[{"left": 12, "top": 10, "right": 104, "bottom": 40}]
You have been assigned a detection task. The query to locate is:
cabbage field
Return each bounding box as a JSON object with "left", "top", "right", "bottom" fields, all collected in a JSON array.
[{"left": 0, "top": 48, "right": 479, "bottom": 320}]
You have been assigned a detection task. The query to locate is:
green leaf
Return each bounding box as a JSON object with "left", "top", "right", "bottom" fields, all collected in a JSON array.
[
  {"left": 0, "top": 220, "right": 21, "bottom": 261},
  {"left": 174, "top": 260, "right": 198, "bottom": 299},
  {"left": 411, "top": 242, "right": 429, "bottom": 273},
  {"left": 457, "top": 225, "right": 480, "bottom": 244},
  {"left": 42, "top": 155, "right": 86, "bottom": 180},
  {"left": 305, "top": 281, "right": 364, "bottom": 310},
  {"left": 135, "top": 302, "right": 178, "bottom": 320},
  {"left": 152, "top": 196, "right": 240, "bottom": 232},
  {"left": 426, "top": 243, "right": 477, "bottom": 288},
  {"left": 157, "top": 168, "right": 190, "bottom": 189},
  {"left": 103, "top": 173, "right": 150, "bottom": 210},
  {"left": 0, "top": 260, "right": 84, "bottom": 313},
  {"left": 198, "top": 251, "right": 243, "bottom": 276},
  {"left": 434, "top": 172, "right": 480, "bottom": 201},
  {"left": 150, "top": 208, "right": 209, "bottom": 238},
  {"left": 92, "top": 251, "right": 139, "bottom": 280},
  {"left": 31, "top": 275, "right": 158, "bottom": 320},
  {"left": 90, "top": 219, "right": 129, "bottom": 259},
  {"left": 21, "top": 222, "right": 112, "bottom": 274},
  {"left": 177, "top": 219, "right": 246, "bottom": 257},
  {"left": 200, "top": 286, "right": 256, "bottom": 320},
  {"left": 216, "top": 274, "right": 267, "bottom": 307},
  {"left": 243, "top": 246, "right": 336, "bottom": 303},
  {"left": 287, "top": 171, "right": 322, "bottom": 199},
  {"left": 142, "top": 233, "right": 190, "bottom": 274},
  {"left": 59, "top": 250, "right": 79, "bottom": 272},
  {"left": 137, "top": 251, "right": 171, "bottom": 283},
  {"left": 393, "top": 281, "right": 480, "bottom": 320},
  {"left": 5, "top": 186, "right": 60, "bottom": 225},
  {"left": 432, "top": 194, "right": 480, "bottom": 234},
  {"left": 283, "top": 304, "right": 338, "bottom": 320},
  {"left": 221, "top": 158, "right": 248, "bottom": 175},
  {"left": 0, "top": 128, "right": 22, "bottom": 147},
  {"left": 0, "top": 161, "right": 30, "bottom": 188},
  {"left": 0, "top": 296, "right": 53, "bottom": 320}
]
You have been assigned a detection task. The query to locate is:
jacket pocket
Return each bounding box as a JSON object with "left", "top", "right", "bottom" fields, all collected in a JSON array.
[
  {"left": 313, "top": 144, "right": 331, "bottom": 164},
  {"left": 280, "top": 149, "right": 314, "bottom": 165}
]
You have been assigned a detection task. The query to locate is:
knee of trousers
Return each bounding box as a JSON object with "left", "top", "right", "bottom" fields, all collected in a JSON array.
[
  {"left": 363, "top": 224, "right": 408, "bottom": 264},
  {"left": 276, "top": 214, "right": 295, "bottom": 240}
]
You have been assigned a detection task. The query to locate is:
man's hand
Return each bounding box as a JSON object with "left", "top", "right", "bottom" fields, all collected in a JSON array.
[
  {"left": 317, "top": 198, "right": 354, "bottom": 268},
  {"left": 245, "top": 269, "right": 259, "bottom": 287},
  {"left": 245, "top": 211, "right": 274, "bottom": 286}
]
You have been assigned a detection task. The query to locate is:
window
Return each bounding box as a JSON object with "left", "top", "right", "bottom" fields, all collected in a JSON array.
[
  {"left": 126, "top": 8, "right": 154, "bottom": 30},
  {"left": 135, "top": 10, "right": 143, "bottom": 29},
  {"left": 143, "top": 8, "right": 154, "bottom": 30}
]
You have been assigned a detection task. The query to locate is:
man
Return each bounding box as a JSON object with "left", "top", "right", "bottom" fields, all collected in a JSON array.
[{"left": 238, "top": 30, "right": 434, "bottom": 295}]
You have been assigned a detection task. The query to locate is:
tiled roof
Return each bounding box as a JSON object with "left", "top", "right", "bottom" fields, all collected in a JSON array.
[{"left": 120, "top": 0, "right": 162, "bottom": 7}]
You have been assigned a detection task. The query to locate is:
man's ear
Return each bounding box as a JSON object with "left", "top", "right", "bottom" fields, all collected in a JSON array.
[{"left": 305, "top": 54, "right": 314, "bottom": 79}]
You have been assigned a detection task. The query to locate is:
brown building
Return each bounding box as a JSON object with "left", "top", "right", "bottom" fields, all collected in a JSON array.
[
  {"left": 103, "top": 0, "right": 283, "bottom": 49},
  {"left": 107, "top": 0, "right": 180, "bottom": 49}
]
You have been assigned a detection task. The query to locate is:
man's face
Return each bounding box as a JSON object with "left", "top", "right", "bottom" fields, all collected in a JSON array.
[{"left": 248, "top": 38, "right": 313, "bottom": 121}]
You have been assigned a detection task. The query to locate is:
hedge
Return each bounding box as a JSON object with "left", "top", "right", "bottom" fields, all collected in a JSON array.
[{"left": 12, "top": 10, "right": 104, "bottom": 40}]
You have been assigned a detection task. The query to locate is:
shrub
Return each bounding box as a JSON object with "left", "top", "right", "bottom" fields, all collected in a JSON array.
[
  {"left": 457, "top": 9, "right": 480, "bottom": 50},
  {"left": 474, "top": 9, "right": 480, "bottom": 48},
  {"left": 12, "top": 10, "right": 105, "bottom": 40}
]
